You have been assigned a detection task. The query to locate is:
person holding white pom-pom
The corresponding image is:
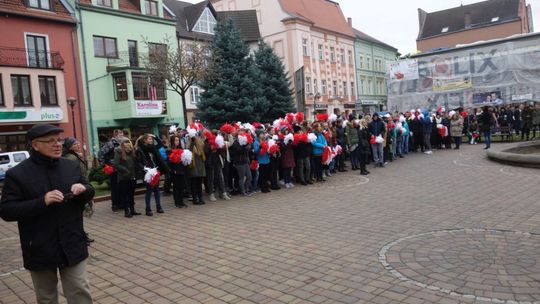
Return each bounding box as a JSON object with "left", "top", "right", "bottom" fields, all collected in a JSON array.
[
  {"left": 368, "top": 113, "right": 386, "bottom": 167},
  {"left": 229, "top": 130, "right": 253, "bottom": 196},
  {"left": 279, "top": 127, "right": 296, "bottom": 188},
  {"left": 167, "top": 134, "right": 188, "bottom": 208},
  {"left": 135, "top": 134, "right": 170, "bottom": 216}
]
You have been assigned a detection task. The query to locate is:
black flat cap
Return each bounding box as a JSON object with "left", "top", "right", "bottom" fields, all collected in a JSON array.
[{"left": 27, "top": 124, "right": 63, "bottom": 141}]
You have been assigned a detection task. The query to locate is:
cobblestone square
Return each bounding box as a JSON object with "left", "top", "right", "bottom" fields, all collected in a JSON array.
[{"left": 1, "top": 144, "right": 539, "bottom": 304}]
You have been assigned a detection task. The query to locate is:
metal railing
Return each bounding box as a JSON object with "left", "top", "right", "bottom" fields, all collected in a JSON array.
[
  {"left": 107, "top": 51, "right": 142, "bottom": 69},
  {"left": 0, "top": 47, "right": 64, "bottom": 69}
]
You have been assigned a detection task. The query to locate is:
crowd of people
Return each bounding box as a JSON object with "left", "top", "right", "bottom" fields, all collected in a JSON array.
[{"left": 95, "top": 102, "right": 540, "bottom": 218}]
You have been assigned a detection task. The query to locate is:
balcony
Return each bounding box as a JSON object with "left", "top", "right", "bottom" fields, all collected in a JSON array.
[
  {"left": 0, "top": 47, "right": 64, "bottom": 69},
  {"left": 107, "top": 51, "right": 144, "bottom": 72}
]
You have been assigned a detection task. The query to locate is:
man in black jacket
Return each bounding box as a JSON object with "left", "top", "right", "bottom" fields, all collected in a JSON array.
[{"left": 0, "top": 124, "right": 95, "bottom": 304}]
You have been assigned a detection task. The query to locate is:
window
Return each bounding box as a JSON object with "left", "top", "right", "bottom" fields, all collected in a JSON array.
[
  {"left": 302, "top": 39, "right": 309, "bottom": 56},
  {"left": 96, "top": 0, "right": 111, "bottom": 7},
  {"left": 132, "top": 73, "right": 149, "bottom": 100},
  {"left": 128, "top": 40, "right": 138, "bottom": 67},
  {"left": 367, "top": 57, "right": 371, "bottom": 69},
  {"left": 360, "top": 78, "right": 365, "bottom": 94},
  {"left": 351, "top": 82, "right": 355, "bottom": 96},
  {"left": 318, "top": 44, "right": 323, "bottom": 60},
  {"left": 321, "top": 79, "right": 327, "bottom": 95},
  {"left": 148, "top": 43, "right": 167, "bottom": 63},
  {"left": 11, "top": 75, "right": 32, "bottom": 106},
  {"left": 38, "top": 76, "right": 57, "bottom": 106},
  {"left": 26, "top": 35, "right": 49, "bottom": 68},
  {"left": 93, "top": 36, "right": 117, "bottom": 58},
  {"left": 367, "top": 79, "right": 372, "bottom": 94},
  {"left": 359, "top": 56, "right": 363, "bottom": 69},
  {"left": 343, "top": 82, "right": 347, "bottom": 96},
  {"left": 192, "top": 7, "right": 217, "bottom": 34},
  {"left": 313, "top": 78, "right": 318, "bottom": 94},
  {"left": 113, "top": 73, "right": 128, "bottom": 101},
  {"left": 145, "top": 0, "right": 158, "bottom": 16},
  {"left": 190, "top": 86, "right": 201, "bottom": 104},
  {"left": 28, "top": 0, "right": 50, "bottom": 10},
  {"left": 340, "top": 49, "right": 345, "bottom": 63},
  {"left": 305, "top": 77, "right": 311, "bottom": 94},
  {"left": 150, "top": 76, "right": 166, "bottom": 100},
  {"left": 348, "top": 51, "right": 353, "bottom": 65},
  {"left": 0, "top": 75, "right": 4, "bottom": 106},
  {"left": 330, "top": 47, "right": 335, "bottom": 62},
  {"left": 441, "top": 26, "right": 449, "bottom": 33},
  {"left": 332, "top": 80, "right": 337, "bottom": 96}
]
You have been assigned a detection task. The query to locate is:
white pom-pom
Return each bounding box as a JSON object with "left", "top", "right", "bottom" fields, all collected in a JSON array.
[
  {"left": 308, "top": 133, "right": 317, "bottom": 143},
  {"left": 449, "top": 110, "right": 456, "bottom": 117},
  {"left": 187, "top": 127, "right": 197, "bottom": 138},
  {"left": 215, "top": 134, "right": 225, "bottom": 148},
  {"left": 272, "top": 135, "right": 278, "bottom": 141},
  {"left": 396, "top": 122, "right": 403, "bottom": 128},
  {"left": 399, "top": 115, "right": 405, "bottom": 123},
  {"left": 333, "top": 145, "right": 343, "bottom": 154},
  {"left": 243, "top": 123, "right": 255, "bottom": 134},
  {"left": 418, "top": 113, "right": 424, "bottom": 119},
  {"left": 268, "top": 139, "right": 276, "bottom": 147},
  {"left": 441, "top": 107, "right": 446, "bottom": 113},
  {"left": 169, "top": 125, "right": 178, "bottom": 134},
  {"left": 400, "top": 127, "right": 406, "bottom": 133},
  {"left": 329, "top": 114, "right": 338, "bottom": 123},
  {"left": 375, "top": 135, "right": 384, "bottom": 144},
  {"left": 144, "top": 167, "right": 158, "bottom": 183},
  {"left": 410, "top": 114, "right": 416, "bottom": 120},
  {"left": 273, "top": 119, "right": 281, "bottom": 129},
  {"left": 238, "top": 134, "right": 248, "bottom": 146},
  {"left": 181, "top": 149, "right": 193, "bottom": 166},
  {"left": 429, "top": 116, "right": 434, "bottom": 122},
  {"left": 284, "top": 133, "right": 294, "bottom": 144},
  {"left": 437, "top": 123, "right": 443, "bottom": 129},
  {"left": 342, "top": 120, "right": 348, "bottom": 129}
]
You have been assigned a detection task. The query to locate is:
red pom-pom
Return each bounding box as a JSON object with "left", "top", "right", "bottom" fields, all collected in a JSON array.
[
  {"left": 259, "top": 141, "right": 268, "bottom": 155},
  {"left": 203, "top": 130, "right": 218, "bottom": 150},
  {"left": 189, "top": 122, "right": 204, "bottom": 131},
  {"left": 370, "top": 135, "right": 376, "bottom": 144},
  {"left": 293, "top": 133, "right": 308, "bottom": 145},
  {"left": 252, "top": 122, "right": 262, "bottom": 129},
  {"left": 278, "top": 133, "right": 285, "bottom": 140},
  {"left": 322, "top": 146, "right": 333, "bottom": 164},
  {"left": 269, "top": 144, "right": 280, "bottom": 154},
  {"left": 295, "top": 112, "right": 304, "bottom": 123},
  {"left": 250, "top": 160, "right": 259, "bottom": 171},
  {"left": 461, "top": 111, "right": 468, "bottom": 119},
  {"left": 168, "top": 149, "right": 183, "bottom": 164},
  {"left": 286, "top": 113, "right": 295, "bottom": 124},
  {"left": 149, "top": 170, "right": 161, "bottom": 188},
  {"left": 220, "top": 123, "right": 235, "bottom": 134},
  {"left": 316, "top": 113, "right": 329, "bottom": 122},
  {"left": 103, "top": 164, "right": 115, "bottom": 175}
]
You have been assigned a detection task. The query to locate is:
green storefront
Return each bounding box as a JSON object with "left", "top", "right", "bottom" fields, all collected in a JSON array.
[{"left": 69, "top": 0, "right": 183, "bottom": 158}]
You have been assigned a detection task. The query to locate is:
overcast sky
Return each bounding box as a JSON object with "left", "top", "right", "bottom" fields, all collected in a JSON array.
[{"left": 181, "top": 0, "right": 540, "bottom": 54}]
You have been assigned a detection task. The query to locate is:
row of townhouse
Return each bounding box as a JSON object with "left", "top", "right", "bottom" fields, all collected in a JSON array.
[{"left": 0, "top": 0, "right": 398, "bottom": 158}]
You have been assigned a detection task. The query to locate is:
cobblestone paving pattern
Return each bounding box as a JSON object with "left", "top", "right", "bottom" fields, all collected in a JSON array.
[{"left": 1, "top": 143, "right": 539, "bottom": 304}]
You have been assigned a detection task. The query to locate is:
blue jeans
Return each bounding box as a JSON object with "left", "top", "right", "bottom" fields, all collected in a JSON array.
[
  {"left": 350, "top": 147, "right": 359, "bottom": 168},
  {"left": 483, "top": 131, "right": 492, "bottom": 148},
  {"left": 402, "top": 134, "right": 409, "bottom": 154},
  {"left": 251, "top": 169, "right": 259, "bottom": 192},
  {"left": 145, "top": 183, "right": 161, "bottom": 211}
]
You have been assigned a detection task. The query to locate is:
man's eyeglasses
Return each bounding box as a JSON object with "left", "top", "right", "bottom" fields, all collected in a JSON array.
[{"left": 34, "top": 138, "right": 65, "bottom": 145}]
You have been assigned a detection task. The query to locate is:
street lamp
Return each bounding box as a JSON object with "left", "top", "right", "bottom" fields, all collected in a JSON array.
[{"left": 67, "top": 97, "right": 77, "bottom": 138}]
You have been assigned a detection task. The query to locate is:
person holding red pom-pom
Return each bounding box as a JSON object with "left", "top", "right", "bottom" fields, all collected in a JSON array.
[{"left": 168, "top": 135, "right": 188, "bottom": 208}]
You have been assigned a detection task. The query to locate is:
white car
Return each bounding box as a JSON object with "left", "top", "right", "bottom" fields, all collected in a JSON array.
[{"left": 0, "top": 151, "right": 30, "bottom": 180}]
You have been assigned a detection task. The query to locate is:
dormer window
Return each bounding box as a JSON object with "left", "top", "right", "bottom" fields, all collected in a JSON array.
[
  {"left": 441, "top": 26, "right": 449, "bottom": 33},
  {"left": 192, "top": 7, "right": 217, "bottom": 35},
  {"left": 145, "top": 0, "right": 158, "bottom": 16},
  {"left": 491, "top": 17, "right": 499, "bottom": 22},
  {"left": 28, "top": 0, "right": 51, "bottom": 10},
  {"left": 96, "top": 0, "right": 112, "bottom": 8}
]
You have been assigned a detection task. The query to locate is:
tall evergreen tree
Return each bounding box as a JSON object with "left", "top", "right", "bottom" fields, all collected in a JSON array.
[
  {"left": 254, "top": 41, "right": 295, "bottom": 122},
  {"left": 197, "top": 19, "right": 266, "bottom": 127}
]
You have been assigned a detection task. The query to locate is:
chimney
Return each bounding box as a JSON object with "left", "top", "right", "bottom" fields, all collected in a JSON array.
[
  {"left": 464, "top": 12, "right": 471, "bottom": 29},
  {"left": 347, "top": 17, "right": 352, "bottom": 27},
  {"left": 417, "top": 8, "right": 428, "bottom": 38}
]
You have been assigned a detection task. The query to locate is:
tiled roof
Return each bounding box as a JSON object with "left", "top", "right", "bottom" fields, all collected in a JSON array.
[
  {"left": 353, "top": 28, "right": 397, "bottom": 52},
  {"left": 217, "top": 10, "right": 260, "bottom": 42},
  {"left": 278, "top": 0, "right": 354, "bottom": 38},
  {"left": 0, "top": 0, "right": 75, "bottom": 23},
  {"left": 418, "top": 0, "right": 521, "bottom": 39},
  {"left": 164, "top": 0, "right": 260, "bottom": 42},
  {"left": 119, "top": 0, "right": 140, "bottom": 14}
]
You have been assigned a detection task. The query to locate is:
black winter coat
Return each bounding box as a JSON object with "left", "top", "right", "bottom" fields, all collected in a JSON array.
[
  {"left": 135, "top": 144, "right": 169, "bottom": 178},
  {"left": 0, "top": 151, "right": 95, "bottom": 271},
  {"left": 229, "top": 141, "right": 250, "bottom": 166},
  {"left": 357, "top": 128, "right": 371, "bottom": 154}
]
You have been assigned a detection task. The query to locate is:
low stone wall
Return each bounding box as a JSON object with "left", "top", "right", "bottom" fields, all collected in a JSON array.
[{"left": 487, "top": 140, "right": 540, "bottom": 168}]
